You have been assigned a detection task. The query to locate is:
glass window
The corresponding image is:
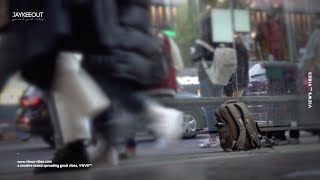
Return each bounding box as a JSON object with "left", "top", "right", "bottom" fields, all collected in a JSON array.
[{"left": 150, "top": 0, "right": 320, "bottom": 97}]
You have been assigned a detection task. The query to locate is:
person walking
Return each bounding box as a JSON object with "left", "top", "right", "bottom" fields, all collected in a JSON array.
[{"left": 0, "top": 0, "right": 172, "bottom": 174}]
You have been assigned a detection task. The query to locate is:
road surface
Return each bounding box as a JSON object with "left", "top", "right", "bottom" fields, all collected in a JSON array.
[{"left": 0, "top": 133, "right": 319, "bottom": 180}]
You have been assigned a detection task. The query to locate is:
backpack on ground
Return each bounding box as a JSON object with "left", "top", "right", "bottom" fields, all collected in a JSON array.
[{"left": 215, "top": 100, "right": 262, "bottom": 151}]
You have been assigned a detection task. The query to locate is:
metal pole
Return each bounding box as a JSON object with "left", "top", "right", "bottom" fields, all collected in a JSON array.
[
  {"left": 283, "top": 0, "right": 298, "bottom": 62},
  {"left": 229, "top": 0, "right": 239, "bottom": 94}
]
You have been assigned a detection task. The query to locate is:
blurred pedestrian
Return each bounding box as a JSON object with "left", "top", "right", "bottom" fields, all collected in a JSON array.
[
  {"left": 147, "top": 30, "right": 184, "bottom": 98},
  {"left": 117, "top": 29, "right": 185, "bottom": 158},
  {"left": 82, "top": 14, "right": 184, "bottom": 162},
  {"left": 255, "top": 6, "right": 288, "bottom": 61},
  {"left": 1, "top": 0, "right": 173, "bottom": 174},
  {"left": 146, "top": 30, "right": 184, "bottom": 147}
]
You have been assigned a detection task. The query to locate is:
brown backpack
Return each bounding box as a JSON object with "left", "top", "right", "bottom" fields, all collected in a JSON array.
[{"left": 215, "top": 100, "right": 262, "bottom": 151}]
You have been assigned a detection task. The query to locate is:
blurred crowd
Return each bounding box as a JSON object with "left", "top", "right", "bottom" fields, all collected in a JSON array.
[{"left": 0, "top": 0, "right": 185, "bottom": 174}]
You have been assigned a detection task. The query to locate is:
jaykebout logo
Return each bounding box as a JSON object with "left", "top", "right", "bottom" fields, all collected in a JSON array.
[{"left": 12, "top": 12, "right": 44, "bottom": 22}]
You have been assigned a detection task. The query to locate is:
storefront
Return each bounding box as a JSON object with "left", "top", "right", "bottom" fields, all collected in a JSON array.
[{"left": 149, "top": 0, "right": 319, "bottom": 62}]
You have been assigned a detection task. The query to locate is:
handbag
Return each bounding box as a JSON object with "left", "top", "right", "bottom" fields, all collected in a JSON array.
[
  {"left": 196, "top": 39, "right": 237, "bottom": 85},
  {"left": 54, "top": 52, "right": 110, "bottom": 118}
]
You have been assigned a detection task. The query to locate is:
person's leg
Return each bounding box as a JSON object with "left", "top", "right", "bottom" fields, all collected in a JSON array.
[
  {"left": 232, "top": 89, "right": 244, "bottom": 97},
  {"left": 90, "top": 76, "right": 145, "bottom": 160},
  {"left": 199, "top": 79, "right": 211, "bottom": 97},
  {"left": 53, "top": 53, "right": 109, "bottom": 144},
  {"left": 289, "top": 130, "right": 300, "bottom": 138},
  {"left": 289, "top": 130, "right": 300, "bottom": 144},
  {"left": 199, "top": 105, "right": 220, "bottom": 148},
  {"left": 199, "top": 78, "right": 213, "bottom": 134},
  {"left": 199, "top": 80, "right": 223, "bottom": 148},
  {"left": 272, "top": 131, "right": 288, "bottom": 145},
  {"left": 119, "top": 133, "right": 137, "bottom": 159},
  {"left": 203, "top": 106, "right": 216, "bottom": 133},
  {"left": 203, "top": 84, "right": 224, "bottom": 134},
  {"left": 35, "top": 53, "right": 110, "bottom": 174},
  {"left": 273, "top": 131, "right": 286, "bottom": 140}
]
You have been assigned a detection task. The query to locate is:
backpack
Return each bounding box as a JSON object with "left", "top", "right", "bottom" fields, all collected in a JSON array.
[
  {"left": 215, "top": 100, "right": 262, "bottom": 151},
  {"left": 196, "top": 39, "right": 237, "bottom": 85},
  {"left": 147, "top": 33, "right": 178, "bottom": 92}
]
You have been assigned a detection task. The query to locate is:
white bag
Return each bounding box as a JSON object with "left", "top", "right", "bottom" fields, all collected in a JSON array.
[
  {"left": 54, "top": 52, "right": 110, "bottom": 118},
  {"left": 196, "top": 39, "right": 237, "bottom": 85}
]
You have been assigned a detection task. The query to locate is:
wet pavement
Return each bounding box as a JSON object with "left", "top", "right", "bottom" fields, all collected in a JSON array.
[{"left": 0, "top": 133, "right": 320, "bottom": 180}]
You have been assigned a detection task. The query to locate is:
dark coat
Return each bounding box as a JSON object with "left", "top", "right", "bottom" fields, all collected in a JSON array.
[
  {"left": 82, "top": 0, "right": 167, "bottom": 87},
  {"left": 224, "top": 40, "right": 249, "bottom": 95},
  {"left": 0, "top": 0, "right": 167, "bottom": 90}
]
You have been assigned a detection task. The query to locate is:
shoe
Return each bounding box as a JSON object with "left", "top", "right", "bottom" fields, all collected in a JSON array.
[
  {"left": 199, "top": 136, "right": 220, "bottom": 148},
  {"left": 271, "top": 137, "right": 288, "bottom": 146},
  {"left": 260, "top": 136, "right": 274, "bottom": 148},
  {"left": 87, "top": 137, "right": 119, "bottom": 167},
  {"left": 34, "top": 140, "right": 91, "bottom": 174},
  {"left": 147, "top": 103, "right": 184, "bottom": 147},
  {"left": 119, "top": 147, "right": 136, "bottom": 160},
  {"left": 119, "top": 138, "right": 136, "bottom": 160}
]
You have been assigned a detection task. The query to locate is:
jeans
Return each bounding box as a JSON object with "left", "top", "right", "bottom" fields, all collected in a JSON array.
[{"left": 199, "top": 78, "right": 224, "bottom": 133}]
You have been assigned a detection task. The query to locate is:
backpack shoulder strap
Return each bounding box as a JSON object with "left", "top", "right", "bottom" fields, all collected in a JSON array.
[
  {"left": 235, "top": 102, "right": 262, "bottom": 148},
  {"left": 226, "top": 104, "right": 247, "bottom": 150},
  {"left": 195, "top": 39, "right": 215, "bottom": 52}
]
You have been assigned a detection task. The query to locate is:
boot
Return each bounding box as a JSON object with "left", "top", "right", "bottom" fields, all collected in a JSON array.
[{"left": 34, "top": 140, "right": 91, "bottom": 174}]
